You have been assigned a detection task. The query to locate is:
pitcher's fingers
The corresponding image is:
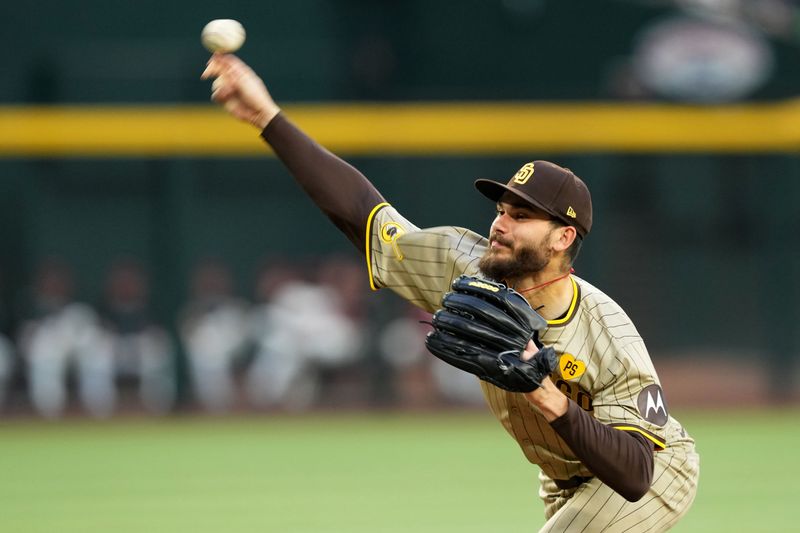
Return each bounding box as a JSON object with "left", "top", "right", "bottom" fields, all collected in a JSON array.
[
  {"left": 210, "top": 84, "right": 230, "bottom": 103},
  {"left": 220, "top": 60, "right": 249, "bottom": 86},
  {"left": 209, "top": 76, "right": 224, "bottom": 101},
  {"left": 219, "top": 55, "right": 256, "bottom": 85},
  {"left": 201, "top": 62, "right": 220, "bottom": 80},
  {"left": 214, "top": 82, "right": 238, "bottom": 102},
  {"left": 201, "top": 53, "right": 230, "bottom": 79},
  {"left": 210, "top": 77, "right": 229, "bottom": 102},
  {"left": 520, "top": 340, "right": 538, "bottom": 361},
  {"left": 211, "top": 77, "right": 240, "bottom": 102}
]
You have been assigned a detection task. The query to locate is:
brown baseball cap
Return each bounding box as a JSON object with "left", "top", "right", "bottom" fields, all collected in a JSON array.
[{"left": 475, "top": 160, "right": 593, "bottom": 237}]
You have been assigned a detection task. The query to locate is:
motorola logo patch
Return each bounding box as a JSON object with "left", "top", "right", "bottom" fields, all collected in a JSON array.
[{"left": 637, "top": 384, "right": 668, "bottom": 426}]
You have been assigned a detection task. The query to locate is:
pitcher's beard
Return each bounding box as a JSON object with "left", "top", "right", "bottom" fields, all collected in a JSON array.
[{"left": 478, "top": 243, "right": 551, "bottom": 284}]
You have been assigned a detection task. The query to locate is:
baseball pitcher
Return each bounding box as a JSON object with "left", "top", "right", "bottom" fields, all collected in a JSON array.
[{"left": 202, "top": 53, "right": 699, "bottom": 532}]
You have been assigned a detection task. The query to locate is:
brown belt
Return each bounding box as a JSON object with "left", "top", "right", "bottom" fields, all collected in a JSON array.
[{"left": 554, "top": 475, "right": 594, "bottom": 490}]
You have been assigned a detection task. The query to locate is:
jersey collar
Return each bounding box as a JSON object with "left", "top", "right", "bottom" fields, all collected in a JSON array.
[{"left": 546, "top": 277, "right": 580, "bottom": 327}]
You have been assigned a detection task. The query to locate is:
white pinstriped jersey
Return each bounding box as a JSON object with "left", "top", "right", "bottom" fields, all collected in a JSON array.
[{"left": 366, "top": 203, "right": 697, "bottom": 485}]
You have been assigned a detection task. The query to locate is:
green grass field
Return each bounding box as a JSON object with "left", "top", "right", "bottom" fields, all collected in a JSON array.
[{"left": 1, "top": 408, "right": 797, "bottom": 532}]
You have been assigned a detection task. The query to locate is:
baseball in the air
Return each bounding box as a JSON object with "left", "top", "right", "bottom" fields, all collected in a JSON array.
[{"left": 201, "top": 19, "right": 246, "bottom": 53}]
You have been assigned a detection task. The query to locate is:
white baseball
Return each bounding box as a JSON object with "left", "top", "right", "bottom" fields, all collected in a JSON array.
[{"left": 201, "top": 19, "right": 246, "bottom": 53}]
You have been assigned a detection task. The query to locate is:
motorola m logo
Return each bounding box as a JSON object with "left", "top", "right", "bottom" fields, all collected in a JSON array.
[
  {"left": 637, "top": 384, "right": 669, "bottom": 426},
  {"left": 645, "top": 390, "right": 666, "bottom": 418}
]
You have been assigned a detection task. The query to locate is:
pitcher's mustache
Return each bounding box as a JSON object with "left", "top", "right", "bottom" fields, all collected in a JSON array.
[{"left": 490, "top": 234, "right": 513, "bottom": 247}]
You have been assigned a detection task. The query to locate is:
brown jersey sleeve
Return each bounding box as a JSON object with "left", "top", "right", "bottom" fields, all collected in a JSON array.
[
  {"left": 261, "top": 112, "right": 385, "bottom": 251},
  {"left": 550, "top": 400, "right": 655, "bottom": 502}
]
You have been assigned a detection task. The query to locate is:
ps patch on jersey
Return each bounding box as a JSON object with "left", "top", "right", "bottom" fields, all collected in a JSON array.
[
  {"left": 637, "top": 384, "right": 669, "bottom": 426},
  {"left": 558, "top": 353, "right": 585, "bottom": 380}
]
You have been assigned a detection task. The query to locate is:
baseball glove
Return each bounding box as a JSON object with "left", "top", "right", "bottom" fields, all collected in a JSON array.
[{"left": 424, "top": 275, "right": 558, "bottom": 393}]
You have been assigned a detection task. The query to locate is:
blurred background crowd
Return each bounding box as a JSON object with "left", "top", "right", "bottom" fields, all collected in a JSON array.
[
  {"left": 3, "top": 0, "right": 800, "bottom": 418},
  {"left": 0, "top": 255, "right": 486, "bottom": 417}
]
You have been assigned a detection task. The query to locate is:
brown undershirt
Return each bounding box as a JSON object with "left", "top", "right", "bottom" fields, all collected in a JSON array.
[
  {"left": 261, "top": 112, "right": 655, "bottom": 502},
  {"left": 262, "top": 112, "right": 383, "bottom": 250},
  {"left": 551, "top": 401, "right": 654, "bottom": 501}
]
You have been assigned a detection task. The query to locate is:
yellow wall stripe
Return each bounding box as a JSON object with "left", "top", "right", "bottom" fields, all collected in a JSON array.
[{"left": 2, "top": 101, "right": 800, "bottom": 157}]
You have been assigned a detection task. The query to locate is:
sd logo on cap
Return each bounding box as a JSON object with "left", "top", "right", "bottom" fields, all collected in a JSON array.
[{"left": 474, "top": 160, "right": 593, "bottom": 238}]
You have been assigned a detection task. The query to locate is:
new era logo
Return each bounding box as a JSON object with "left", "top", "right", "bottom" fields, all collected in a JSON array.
[{"left": 566, "top": 206, "right": 577, "bottom": 218}]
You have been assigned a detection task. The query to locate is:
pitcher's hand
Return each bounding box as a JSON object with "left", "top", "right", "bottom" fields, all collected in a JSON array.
[{"left": 201, "top": 53, "right": 281, "bottom": 130}]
